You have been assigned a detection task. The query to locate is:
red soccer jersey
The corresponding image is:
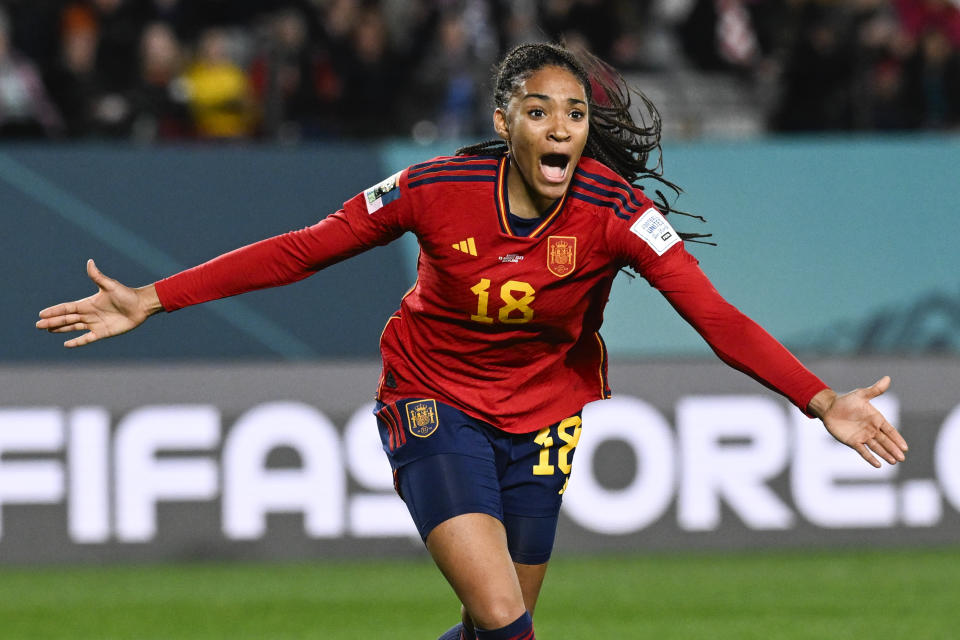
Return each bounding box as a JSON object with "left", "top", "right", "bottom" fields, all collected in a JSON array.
[{"left": 155, "top": 154, "right": 827, "bottom": 433}]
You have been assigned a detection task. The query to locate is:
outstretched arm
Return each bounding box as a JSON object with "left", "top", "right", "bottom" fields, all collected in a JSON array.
[
  {"left": 36, "top": 259, "right": 163, "bottom": 347},
  {"left": 807, "top": 376, "right": 908, "bottom": 468},
  {"left": 36, "top": 169, "right": 417, "bottom": 347},
  {"left": 646, "top": 252, "right": 909, "bottom": 468}
]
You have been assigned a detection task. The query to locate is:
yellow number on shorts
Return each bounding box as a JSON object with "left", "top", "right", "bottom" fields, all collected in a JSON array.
[
  {"left": 532, "top": 428, "right": 555, "bottom": 476},
  {"left": 556, "top": 416, "right": 582, "bottom": 475},
  {"left": 532, "top": 416, "right": 581, "bottom": 484}
]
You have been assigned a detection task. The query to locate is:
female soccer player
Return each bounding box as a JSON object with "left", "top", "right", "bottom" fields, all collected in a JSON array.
[{"left": 37, "top": 43, "right": 908, "bottom": 640}]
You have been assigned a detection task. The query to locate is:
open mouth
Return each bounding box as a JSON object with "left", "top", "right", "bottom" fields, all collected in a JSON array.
[{"left": 539, "top": 153, "right": 570, "bottom": 184}]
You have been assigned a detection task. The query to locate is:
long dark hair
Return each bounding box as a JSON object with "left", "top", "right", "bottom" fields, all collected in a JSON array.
[{"left": 457, "top": 43, "right": 709, "bottom": 242}]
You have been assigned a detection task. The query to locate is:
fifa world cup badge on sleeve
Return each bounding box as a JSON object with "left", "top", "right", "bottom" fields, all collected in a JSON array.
[
  {"left": 364, "top": 170, "right": 403, "bottom": 214},
  {"left": 405, "top": 399, "right": 439, "bottom": 438},
  {"left": 630, "top": 207, "right": 681, "bottom": 255},
  {"left": 546, "top": 236, "right": 577, "bottom": 277}
]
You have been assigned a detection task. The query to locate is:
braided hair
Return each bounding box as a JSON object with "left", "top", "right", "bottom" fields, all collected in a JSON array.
[{"left": 457, "top": 43, "right": 710, "bottom": 243}]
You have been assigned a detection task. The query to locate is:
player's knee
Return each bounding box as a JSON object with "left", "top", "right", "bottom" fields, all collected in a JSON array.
[{"left": 468, "top": 596, "right": 526, "bottom": 631}]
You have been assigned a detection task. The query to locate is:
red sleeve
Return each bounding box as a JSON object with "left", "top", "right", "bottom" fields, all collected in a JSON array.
[
  {"left": 649, "top": 248, "right": 828, "bottom": 415},
  {"left": 155, "top": 168, "right": 414, "bottom": 311},
  {"left": 605, "top": 202, "right": 827, "bottom": 416}
]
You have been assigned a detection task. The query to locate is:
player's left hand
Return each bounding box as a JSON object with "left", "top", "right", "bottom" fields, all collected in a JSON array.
[{"left": 808, "top": 376, "right": 908, "bottom": 468}]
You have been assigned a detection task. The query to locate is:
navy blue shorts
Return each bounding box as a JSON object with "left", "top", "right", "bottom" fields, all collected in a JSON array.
[{"left": 374, "top": 399, "right": 582, "bottom": 565}]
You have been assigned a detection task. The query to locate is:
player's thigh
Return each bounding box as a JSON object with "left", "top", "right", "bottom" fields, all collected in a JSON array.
[
  {"left": 395, "top": 451, "right": 506, "bottom": 541},
  {"left": 375, "top": 400, "right": 503, "bottom": 541},
  {"left": 427, "top": 512, "right": 526, "bottom": 630}
]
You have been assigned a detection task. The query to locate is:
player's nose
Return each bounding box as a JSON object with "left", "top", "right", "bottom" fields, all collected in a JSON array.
[{"left": 548, "top": 114, "right": 571, "bottom": 142}]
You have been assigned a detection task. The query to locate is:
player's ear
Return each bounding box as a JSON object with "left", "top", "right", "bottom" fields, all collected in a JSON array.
[{"left": 493, "top": 108, "right": 509, "bottom": 142}]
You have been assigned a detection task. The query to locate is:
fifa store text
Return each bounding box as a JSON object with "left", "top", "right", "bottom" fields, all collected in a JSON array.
[{"left": 1, "top": 394, "right": 959, "bottom": 551}]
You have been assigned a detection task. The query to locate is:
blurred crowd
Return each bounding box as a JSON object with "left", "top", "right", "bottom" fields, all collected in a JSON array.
[{"left": 0, "top": 0, "right": 957, "bottom": 143}]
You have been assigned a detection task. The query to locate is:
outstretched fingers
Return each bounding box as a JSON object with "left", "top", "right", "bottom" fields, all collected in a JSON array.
[
  {"left": 853, "top": 443, "right": 881, "bottom": 469},
  {"left": 36, "top": 261, "right": 112, "bottom": 330},
  {"left": 36, "top": 294, "right": 105, "bottom": 347},
  {"left": 50, "top": 321, "right": 87, "bottom": 334},
  {"left": 37, "top": 304, "right": 79, "bottom": 330},
  {"left": 866, "top": 436, "right": 897, "bottom": 466},
  {"left": 63, "top": 330, "right": 101, "bottom": 348},
  {"left": 857, "top": 418, "right": 908, "bottom": 468},
  {"left": 872, "top": 423, "right": 907, "bottom": 463},
  {"left": 880, "top": 421, "right": 909, "bottom": 451},
  {"left": 36, "top": 309, "right": 102, "bottom": 347}
]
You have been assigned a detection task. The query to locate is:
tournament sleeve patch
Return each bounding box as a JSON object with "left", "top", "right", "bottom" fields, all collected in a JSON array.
[
  {"left": 364, "top": 170, "right": 403, "bottom": 214},
  {"left": 629, "top": 207, "right": 681, "bottom": 256}
]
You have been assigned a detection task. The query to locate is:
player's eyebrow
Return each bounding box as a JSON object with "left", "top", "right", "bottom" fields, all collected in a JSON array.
[{"left": 522, "top": 93, "right": 587, "bottom": 107}]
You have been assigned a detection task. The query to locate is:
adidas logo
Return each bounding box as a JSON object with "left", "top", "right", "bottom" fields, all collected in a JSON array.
[{"left": 451, "top": 237, "right": 478, "bottom": 256}]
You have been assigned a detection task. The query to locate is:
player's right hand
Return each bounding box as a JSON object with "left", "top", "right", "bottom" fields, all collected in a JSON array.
[
  {"left": 811, "top": 376, "right": 908, "bottom": 468},
  {"left": 36, "top": 259, "right": 160, "bottom": 348}
]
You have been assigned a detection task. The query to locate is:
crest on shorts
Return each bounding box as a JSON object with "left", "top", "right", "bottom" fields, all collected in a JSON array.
[
  {"left": 546, "top": 236, "right": 576, "bottom": 277},
  {"left": 405, "top": 399, "right": 439, "bottom": 438}
]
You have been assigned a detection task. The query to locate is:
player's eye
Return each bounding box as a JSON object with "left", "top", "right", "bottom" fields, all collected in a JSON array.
[
  {"left": 528, "top": 108, "right": 546, "bottom": 118},
  {"left": 569, "top": 110, "right": 585, "bottom": 120}
]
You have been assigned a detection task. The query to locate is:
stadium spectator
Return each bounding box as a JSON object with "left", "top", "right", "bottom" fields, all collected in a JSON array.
[
  {"left": 901, "top": 28, "right": 960, "bottom": 128},
  {"left": 0, "top": 0, "right": 956, "bottom": 139},
  {"left": 127, "top": 22, "right": 192, "bottom": 141},
  {"left": 893, "top": 0, "right": 960, "bottom": 47},
  {"left": 46, "top": 2, "right": 153, "bottom": 138},
  {"left": 181, "top": 27, "right": 258, "bottom": 139},
  {"left": 846, "top": 0, "right": 910, "bottom": 129},
  {"left": 866, "top": 57, "right": 914, "bottom": 129},
  {"left": 500, "top": 0, "right": 541, "bottom": 50},
  {"left": 541, "top": 0, "right": 623, "bottom": 63},
  {"left": 770, "top": 1, "right": 857, "bottom": 131},
  {"left": 321, "top": 0, "right": 362, "bottom": 53},
  {"left": 141, "top": 0, "right": 205, "bottom": 44},
  {"left": 91, "top": 0, "right": 143, "bottom": 93},
  {"left": 248, "top": 7, "right": 341, "bottom": 141},
  {"left": 330, "top": 4, "right": 404, "bottom": 137},
  {"left": 44, "top": 3, "right": 104, "bottom": 137},
  {"left": 0, "top": 6, "right": 62, "bottom": 138},
  {"left": 411, "top": 8, "right": 496, "bottom": 140},
  {"left": 675, "top": 0, "right": 764, "bottom": 72}
]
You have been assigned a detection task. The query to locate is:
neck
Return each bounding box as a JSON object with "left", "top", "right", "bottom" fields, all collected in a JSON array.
[{"left": 506, "top": 156, "right": 551, "bottom": 219}]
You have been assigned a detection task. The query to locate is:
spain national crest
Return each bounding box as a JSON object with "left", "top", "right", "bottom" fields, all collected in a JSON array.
[
  {"left": 405, "top": 399, "right": 439, "bottom": 438},
  {"left": 547, "top": 236, "right": 577, "bottom": 278}
]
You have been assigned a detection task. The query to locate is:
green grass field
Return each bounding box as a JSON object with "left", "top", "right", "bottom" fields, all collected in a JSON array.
[{"left": 1, "top": 547, "right": 957, "bottom": 639}]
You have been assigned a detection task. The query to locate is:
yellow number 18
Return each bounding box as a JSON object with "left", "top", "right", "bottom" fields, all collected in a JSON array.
[
  {"left": 470, "top": 278, "right": 535, "bottom": 324},
  {"left": 532, "top": 416, "right": 582, "bottom": 489}
]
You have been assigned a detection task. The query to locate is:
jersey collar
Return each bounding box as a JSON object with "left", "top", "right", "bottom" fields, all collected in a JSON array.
[{"left": 495, "top": 154, "right": 568, "bottom": 238}]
